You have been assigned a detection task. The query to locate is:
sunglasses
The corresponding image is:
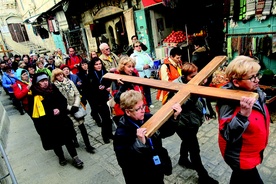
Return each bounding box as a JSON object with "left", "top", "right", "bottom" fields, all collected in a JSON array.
[
  {"left": 105, "top": 48, "right": 110, "bottom": 51},
  {"left": 134, "top": 45, "right": 141, "bottom": 48}
]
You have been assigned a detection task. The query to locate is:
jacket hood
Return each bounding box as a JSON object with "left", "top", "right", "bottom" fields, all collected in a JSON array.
[{"left": 15, "top": 68, "right": 29, "bottom": 82}]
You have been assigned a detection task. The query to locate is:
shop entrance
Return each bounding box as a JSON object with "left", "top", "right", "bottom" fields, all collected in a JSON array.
[{"left": 104, "top": 15, "right": 128, "bottom": 55}]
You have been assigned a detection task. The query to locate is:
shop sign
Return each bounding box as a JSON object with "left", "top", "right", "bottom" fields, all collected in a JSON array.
[
  {"left": 94, "top": 6, "right": 124, "bottom": 20},
  {"left": 92, "top": 0, "right": 123, "bottom": 16},
  {"left": 142, "top": 0, "right": 162, "bottom": 8}
]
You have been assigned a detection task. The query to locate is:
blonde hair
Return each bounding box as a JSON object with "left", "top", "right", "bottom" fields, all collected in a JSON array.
[
  {"left": 120, "top": 90, "right": 143, "bottom": 111},
  {"left": 51, "top": 68, "right": 66, "bottom": 82},
  {"left": 133, "top": 40, "right": 142, "bottom": 48},
  {"left": 225, "top": 56, "right": 260, "bottom": 81},
  {"left": 117, "top": 56, "right": 136, "bottom": 73}
]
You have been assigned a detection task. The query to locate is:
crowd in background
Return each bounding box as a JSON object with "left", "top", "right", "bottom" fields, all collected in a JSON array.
[{"left": 0, "top": 35, "right": 270, "bottom": 184}]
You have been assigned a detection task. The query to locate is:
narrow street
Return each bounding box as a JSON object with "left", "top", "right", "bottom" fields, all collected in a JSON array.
[{"left": 1, "top": 87, "right": 276, "bottom": 184}]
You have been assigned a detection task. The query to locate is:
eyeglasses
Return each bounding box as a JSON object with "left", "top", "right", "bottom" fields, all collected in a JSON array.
[
  {"left": 131, "top": 104, "right": 146, "bottom": 112},
  {"left": 134, "top": 45, "right": 141, "bottom": 48},
  {"left": 239, "top": 73, "right": 262, "bottom": 82}
]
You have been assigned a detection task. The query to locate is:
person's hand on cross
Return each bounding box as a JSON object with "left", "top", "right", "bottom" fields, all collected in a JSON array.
[
  {"left": 240, "top": 96, "right": 256, "bottom": 117},
  {"left": 137, "top": 128, "right": 147, "bottom": 144},
  {"left": 171, "top": 103, "right": 182, "bottom": 120}
]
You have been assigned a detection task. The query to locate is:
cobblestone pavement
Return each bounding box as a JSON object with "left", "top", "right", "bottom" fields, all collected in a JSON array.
[{"left": 1, "top": 87, "right": 276, "bottom": 184}]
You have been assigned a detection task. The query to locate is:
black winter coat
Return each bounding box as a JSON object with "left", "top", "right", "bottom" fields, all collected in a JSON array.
[
  {"left": 113, "top": 113, "right": 178, "bottom": 184},
  {"left": 29, "top": 84, "right": 76, "bottom": 150}
]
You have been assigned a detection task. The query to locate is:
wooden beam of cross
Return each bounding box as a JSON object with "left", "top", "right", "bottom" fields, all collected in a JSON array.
[
  {"left": 0, "top": 45, "right": 13, "bottom": 56},
  {"left": 103, "top": 56, "right": 259, "bottom": 137}
]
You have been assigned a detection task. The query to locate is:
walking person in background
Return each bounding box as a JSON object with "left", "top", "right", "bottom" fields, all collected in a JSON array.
[
  {"left": 113, "top": 90, "right": 182, "bottom": 184},
  {"left": 55, "top": 48, "right": 68, "bottom": 68},
  {"left": 2, "top": 66, "right": 24, "bottom": 115},
  {"left": 88, "top": 57, "right": 114, "bottom": 144},
  {"left": 167, "top": 62, "right": 218, "bottom": 184},
  {"left": 90, "top": 51, "right": 98, "bottom": 59},
  {"left": 99, "top": 43, "right": 119, "bottom": 73},
  {"left": 27, "top": 64, "right": 36, "bottom": 79},
  {"left": 29, "top": 72, "right": 84, "bottom": 169},
  {"left": 191, "top": 37, "right": 210, "bottom": 72},
  {"left": 60, "top": 64, "right": 82, "bottom": 94},
  {"left": 35, "top": 60, "right": 52, "bottom": 78},
  {"left": 52, "top": 68, "right": 95, "bottom": 153},
  {"left": 126, "top": 35, "right": 148, "bottom": 56},
  {"left": 77, "top": 59, "right": 102, "bottom": 126},
  {"left": 156, "top": 47, "right": 182, "bottom": 104},
  {"left": 217, "top": 56, "right": 270, "bottom": 184},
  {"left": 66, "top": 47, "right": 82, "bottom": 74},
  {"left": 12, "top": 68, "right": 32, "bottom": 115},
  {"left": 111, "top": 56, "right": 150, "bottom": 124},
  {"left": 130, "top": 40, "right": 154, "bottom": 108}
]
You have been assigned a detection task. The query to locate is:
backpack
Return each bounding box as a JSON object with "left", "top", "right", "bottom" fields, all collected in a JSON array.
[{"left": 153, "top": 63, "right": 171, "bottom": 80}]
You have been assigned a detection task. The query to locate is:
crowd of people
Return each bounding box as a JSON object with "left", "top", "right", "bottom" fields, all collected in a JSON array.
[{"left": 0, "top": 35, "right": 271, "bottom": 184}]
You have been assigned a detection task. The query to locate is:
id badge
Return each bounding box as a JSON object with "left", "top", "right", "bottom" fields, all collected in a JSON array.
[{"left": 153, "top": 155, "right": 161, "bottom": 165}]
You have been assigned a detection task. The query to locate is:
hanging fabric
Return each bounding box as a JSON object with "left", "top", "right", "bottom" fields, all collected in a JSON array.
[
  {"left": 255, "top": 0, "right": 265, "bottom": 20},
  {"left": 245, "top": 0, "right": 256, "bottom": 20},
  {"left": 52, "top": 19, "right": 59, "bottom": 32},
  {"left": 272, "top": 34, "right": 276, "bottom": 54},
  {"left": 48, "top": 19, "right": 54, "bottom": 32}
]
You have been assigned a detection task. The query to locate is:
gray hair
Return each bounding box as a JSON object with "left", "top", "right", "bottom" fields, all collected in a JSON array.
[{"left": 99, "top": 43, "right": 109, "bottom": 51}]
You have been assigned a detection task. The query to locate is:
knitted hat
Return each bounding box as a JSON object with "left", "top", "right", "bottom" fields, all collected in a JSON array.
[
  {"left": 60, "top": 64, "right": 70, "bottom": 70},
  {"left": 34, "top": 73, "right": 48, "bottom": 83}
]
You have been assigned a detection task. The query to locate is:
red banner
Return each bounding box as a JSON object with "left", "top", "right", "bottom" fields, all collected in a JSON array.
[{"left": 142, "top": 0, "right": 162, "bottom": 8}]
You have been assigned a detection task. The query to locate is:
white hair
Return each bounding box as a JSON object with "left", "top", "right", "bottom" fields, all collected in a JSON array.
[{"left": 99, "top": 43, "right": 109, "bottom": 51}]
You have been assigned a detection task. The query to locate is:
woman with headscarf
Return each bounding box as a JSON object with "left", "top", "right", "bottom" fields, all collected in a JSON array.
[
  {"left": 12, "top": 68, "right": 32, "bottom": 114},
  {"left": 28, "top": 72, "right": 84, "bottom": 169},
  {"left": 51, "top": 68, "right": 95, "bottom": 153}
]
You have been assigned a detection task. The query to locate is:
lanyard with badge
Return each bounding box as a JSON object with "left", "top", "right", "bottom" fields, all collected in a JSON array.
[
  {"left": 128, "top": 118, "right": 161, "bottom": 165},
  {"left": 94, "top": 70, "right": 104, "bottom": 89}
]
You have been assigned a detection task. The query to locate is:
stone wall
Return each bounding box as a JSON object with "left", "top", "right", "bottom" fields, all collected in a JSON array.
[{"left": 0, "top": 94, "right": 10, "bottom": 184}]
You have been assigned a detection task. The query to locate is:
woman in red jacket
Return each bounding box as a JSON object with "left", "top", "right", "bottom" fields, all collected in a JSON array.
[
  {"left": 216, "top": 56, "right": 270, "bottom": 184},
  {"left": 12, "top": 68, "right": 32, "bottom": 115}
]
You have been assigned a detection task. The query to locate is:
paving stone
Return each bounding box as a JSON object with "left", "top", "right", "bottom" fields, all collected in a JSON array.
[{"left": 1, "top": 87, "right": 276, "bottom": 184}]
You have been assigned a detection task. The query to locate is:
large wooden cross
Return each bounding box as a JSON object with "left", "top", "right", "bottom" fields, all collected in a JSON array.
[
  {"left": 103, "top": 56, "right": 259, "bottom": 137},
  {"left": 0, "top": 45, "right": 13, "bottom": 56}
]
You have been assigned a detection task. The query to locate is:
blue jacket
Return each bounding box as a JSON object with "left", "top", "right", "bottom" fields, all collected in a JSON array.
[
  {"left": 68, "top": 73, "right": 82, "bottom": 89},
  {"left": 2, "top": 70, "right": 17, "bottom": 93}
]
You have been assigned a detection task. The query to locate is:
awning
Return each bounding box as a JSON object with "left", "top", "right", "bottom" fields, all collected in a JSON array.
[
  {"left": 23, "top": 13, "right": 43, "bottom": 24},
  {"left": 23, "top": 1, "right": 63, "bottom": 24},
  {"left": 142, "top": 0, "right": 163, "bottom": 8}
]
